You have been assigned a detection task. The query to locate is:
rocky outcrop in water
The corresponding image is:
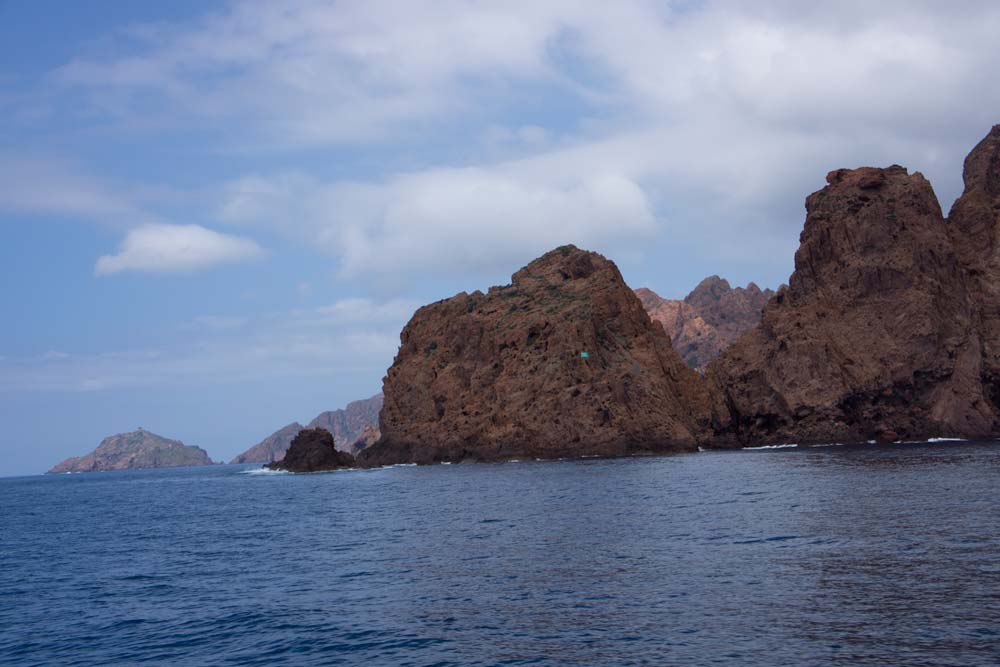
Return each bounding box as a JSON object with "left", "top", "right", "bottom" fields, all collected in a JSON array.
[
  {"left": 359, "top": 245, "right": 711, "bottom": 466},
  {"left": 230, "top": 422, "right": 304, "bottom": 464},
  {"left": 48, "top": 429, "right": 214, "bottom": 473},
  {"left": 265, "top": 428, "right": 355, "bottom": 472},
  {"left": 708, "top": 150, "right": 1000, "bottom": 444},
  {"left": 636, "top": 278, "right": 773, "bottom": 370},
  {"left": 308, "top": 394, "right": 383, "bottom": 452},
  {"left": 230, "top": 394, "right": 382, "bottom": 464}
]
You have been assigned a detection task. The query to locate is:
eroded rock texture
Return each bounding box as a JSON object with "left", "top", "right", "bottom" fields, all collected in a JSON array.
[
  {"left": 360, "top": 245, "right": 711, "bottom": 466},
  {"left": 948, "top": 125, "right": 1000, "bottom": 416},
  {"left": 708, "top": 160, "right": 998, "bottom": 444}
]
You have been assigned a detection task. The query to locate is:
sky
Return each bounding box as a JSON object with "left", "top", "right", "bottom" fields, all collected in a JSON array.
[{"left": 2, "top": 0, "right": 999, "bottom": 476}]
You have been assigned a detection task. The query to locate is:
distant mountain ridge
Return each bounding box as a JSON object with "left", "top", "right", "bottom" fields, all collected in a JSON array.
[
  {"left": 48, "top": 429, "right": 213, "bottom": 473},
  {"left": 308, "top": 394, "right": 384, "bottom": 452},
  {"left": 230, "top": 394, "right": 383, "bottom": 464},
  {"left": 230, "top": 422, "right": 304, "bottom": 464},
  {"left": 636, "top": 277, "right": 774, "bottom": 370}
]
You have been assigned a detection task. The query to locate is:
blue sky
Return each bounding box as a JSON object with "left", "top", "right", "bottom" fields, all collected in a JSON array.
[{"left": 2, "top": 0, "right": 1000, "bottom": 476}]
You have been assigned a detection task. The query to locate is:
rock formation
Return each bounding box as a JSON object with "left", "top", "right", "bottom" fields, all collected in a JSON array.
[
  {"left": 48, "top": 429, "right": 213, "bottom": 473},
  {"left": 359, "top": 245, "right": 711, "bottom": 466},
  {"left": 265, "top": 428, "right": 355, "bottom": 472},
  {"left": 636, "top": 278, "right": 773, "bottom": 370},
  {"left": 946, "top": 125, "right": 1000, "bottom": 415},
  {"left": 308, "top": 394, "right": 383, "bottom": 452},
  {"left": 708, "top": 155, "right": 1000, "bottom": 444},
  {"left": 230, "top": 393, "right": 382, "bottom": 463},
  {"left": 230, "top": 422, "right": 304, "bottom": 464}
]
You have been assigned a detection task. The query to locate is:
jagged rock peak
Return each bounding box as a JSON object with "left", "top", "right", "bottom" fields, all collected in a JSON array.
[
  {"left": 685, "top": 276, "right": 732, "bottom": 305},
  {"left": 639, "top": 276, "right": 774, "bottom": 371},
  {"left": 959, "top": 124, "right": 1000, "bottom": 196},
  {"left": 709, "top": 154, "right": 996, "bottom": 445}
]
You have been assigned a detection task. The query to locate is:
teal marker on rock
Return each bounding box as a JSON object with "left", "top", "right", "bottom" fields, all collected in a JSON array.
[{"left": 580, "top": 351, "right": 589, "bottom": 359}]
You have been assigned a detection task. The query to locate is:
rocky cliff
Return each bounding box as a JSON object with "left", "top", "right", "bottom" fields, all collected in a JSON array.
[
  {"left": 708, "top": 155, "right": 999, "bottom": 444},
  {"left": 49, "top": 429, "right": 214, "bottom": 473},
  {"left": 359, "top": 245, "right": 711, "bottom": 466},
  {"left": 947, "top": 125, "right": 1000, "bottom": 416},
  {"left": 636, "top": 278, "right": 773, "bottom": 370},
  {"left": 230, "top": 422, "right": 304, "bottom": 464},
  {"left": 265, "top": 428, "right": 355, "bottom": 472}
]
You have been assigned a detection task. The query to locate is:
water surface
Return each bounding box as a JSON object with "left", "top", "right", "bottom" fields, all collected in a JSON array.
[{"left": 2, "top": 441, "right": 998, "bottom": 666}]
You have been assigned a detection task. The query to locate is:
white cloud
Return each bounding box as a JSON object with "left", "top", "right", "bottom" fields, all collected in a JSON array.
[
  {"left": 25, "top": 1, "right": 1000, "bottom": 282},
  {"left": 53, "top": 0, "right": 577, "bottom": 146},
  {"left": 95, "top": 223, "right": 264, "bottom": 275},
  {"left": 219, "top": 166, "right": 655, "bottom": 277}
]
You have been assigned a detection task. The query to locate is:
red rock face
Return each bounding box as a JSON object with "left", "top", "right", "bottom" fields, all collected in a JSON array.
[
  {"left": 947, "top": 125, "right": 1000, "bottom": 415},
  {"left": 708, "top": 159, "right": 998, "bottom": 444},
  {"left": 636, "top": 278, "right": 773, "bottom": 371},
  {"left": 361, "top": 245, "right": 711, "bottom": 466}
]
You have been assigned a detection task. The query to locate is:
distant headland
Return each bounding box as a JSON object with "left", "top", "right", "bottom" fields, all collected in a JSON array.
[{"left": 48, "top": 429, "right": 214, "bottom": 473}]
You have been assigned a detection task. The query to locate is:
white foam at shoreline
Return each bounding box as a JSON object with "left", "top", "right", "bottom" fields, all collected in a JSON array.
[
  {"left": 743, "top": 443, "right": 798, "bottom": 450},
  {"left": 240, "top": 467, "right": 289, "bottom": 475}
]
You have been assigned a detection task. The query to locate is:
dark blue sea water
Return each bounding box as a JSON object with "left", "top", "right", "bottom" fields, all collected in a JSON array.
[{"left": 2, "top": 441, "right": 999, "bottom": 667}]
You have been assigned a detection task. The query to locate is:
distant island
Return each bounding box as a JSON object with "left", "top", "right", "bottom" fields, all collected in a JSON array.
[{"left": 48, "top": 429, "right": 214, "bottom": 473}]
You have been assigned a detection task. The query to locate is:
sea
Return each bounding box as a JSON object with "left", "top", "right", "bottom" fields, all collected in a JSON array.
[{"left": 2, "top": 440, "right": 998, "bottom": 667}]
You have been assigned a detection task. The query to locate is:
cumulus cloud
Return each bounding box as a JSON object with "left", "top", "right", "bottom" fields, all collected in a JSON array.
[
  {"left": 219, "top": 166, "right": 655, "bottom": 276},
  {"left": 53, "top": 0, "right": 575, "bottom": 146},
  {"left": 95, "top": 223, "right": 264, "bottom": 275},
  {"left": 29, "top": 1, "right": 1000, "bottom": 284}
]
